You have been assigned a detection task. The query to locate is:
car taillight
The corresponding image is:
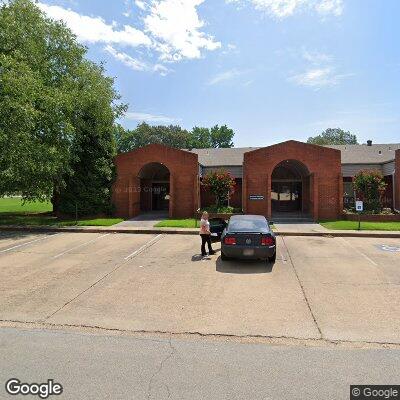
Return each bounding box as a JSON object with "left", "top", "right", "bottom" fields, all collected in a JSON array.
[
  {"left": 224, "top": 236, "right": 236, "bottom": 245},
  {"left": 261, "top": 236, "right": 274, "bottom": 246}
]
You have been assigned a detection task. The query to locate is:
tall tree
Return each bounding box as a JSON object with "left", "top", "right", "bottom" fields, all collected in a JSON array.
[
  {"left": 190, "top": 127, "right": 212, "bottom": 149},
  {"left": 56, "top": 61, "right": 125, "bottom": 215},
  {"left": 114, "top": 123, "right": 236, "bottom": 153},
  {"left": 210, "top": 125, "right": 235, "bottom": 148},
  {"left": 0, "top": 0, "right": 124, "bottom": 215},
  {"left": 0, "top": 0, "right": 84, "bottom": 201},
  {"left": 307, "top": 128, "right": 358, "bottom": 145}
]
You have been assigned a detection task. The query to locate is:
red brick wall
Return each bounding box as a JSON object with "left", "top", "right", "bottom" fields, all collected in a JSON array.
[
  {"left": 243, "top": 140, "right": 342, "bottom": 220},
  {"left": 113, "top": 144, "right": 199, "bottom": 218},
  {"left": 395, "top": 150, "right": 400, "bottom": 210}
]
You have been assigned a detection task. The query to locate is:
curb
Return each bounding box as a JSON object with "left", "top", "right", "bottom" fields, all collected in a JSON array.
[
  {"left": 0, "top": 225, "right": 199, "bottom": 235},
  {"left": 0, "top": 225, "right": 399, "bottom": 238}
]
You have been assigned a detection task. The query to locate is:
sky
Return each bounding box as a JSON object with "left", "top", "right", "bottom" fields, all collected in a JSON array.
[{"left": 34, "top": 0, "right": 400, "bottom": 147}]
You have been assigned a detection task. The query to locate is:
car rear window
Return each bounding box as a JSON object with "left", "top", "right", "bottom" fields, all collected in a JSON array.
[{"left": 228, "top": 218, "right": 268, "bottom": 232}]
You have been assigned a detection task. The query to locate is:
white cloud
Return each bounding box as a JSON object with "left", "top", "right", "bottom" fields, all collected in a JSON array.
[
  {"left": 105, "top": 45, "right": 148, "bottom": 71},
  {"left": 207, "top": 69, "right": 247, "bottom": 85},
  {"left": 315, "top": 0, "right": 343, "bottom": 16},
  {"left": 38, "top": 2, "right": 151, "bottom": 47},
  {"left": 104, "top": 45, "right": 172, "bottom": 75},
  {"left": 287, "top": 48, "right": 353, "bottom": 89},
  {"left": 302, "top": 49, "right": 332, "bottom": 64},
  {"left": 135, "top": 0, "right": 147, "bottom": 10},
  {"left": 144, "top": 0, "right": 221, "bottom": 61},
  {"left": 125, "top": 111, "right": 180, "bottom": 123},
  {"left": 227, "top": 0, "right": 343, "bottom": 18},
  {"left": 289, "top": 67, "right": 351, "bottom": 89},
  {"left": 38, "top": 1, "right": 222, "bottom": 71}
]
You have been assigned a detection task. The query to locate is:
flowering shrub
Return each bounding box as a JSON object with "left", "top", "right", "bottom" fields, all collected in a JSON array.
[
  {"left": 202, "top": 170, "right": 236, "bottom": 207},
  {"left": 353, "top": 170, "right": 387, "bottom": 213}
]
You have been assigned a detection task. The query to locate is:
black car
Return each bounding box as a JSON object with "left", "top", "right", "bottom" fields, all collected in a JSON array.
[
  {"left": 209, "top": 218, "right": 228, "bottom": 242},
  {"left": 220, "top": 215, "right": 276, "bottom": 263}
]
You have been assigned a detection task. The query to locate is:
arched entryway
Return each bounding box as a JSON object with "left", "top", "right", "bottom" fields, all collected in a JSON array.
[
  {"left": 271, "top": 160, "right": 310, "bottom": 218},
  {"left": 138, "top": 162, "right": 170, "bottom": 215}
]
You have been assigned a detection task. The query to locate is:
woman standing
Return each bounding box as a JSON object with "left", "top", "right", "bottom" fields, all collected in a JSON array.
[{"left": 199, "top": 211, "right": 215, "bottom": 257}]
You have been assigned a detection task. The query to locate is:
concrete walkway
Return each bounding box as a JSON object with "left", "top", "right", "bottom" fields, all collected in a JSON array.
[
  {"left": 114, "top": 211, "right": 168, "bottom": 227},
  {"left": 274, "top": 222, "right": 329, "bottom": 233}
]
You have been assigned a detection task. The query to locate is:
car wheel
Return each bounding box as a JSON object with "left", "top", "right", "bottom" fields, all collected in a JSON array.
[{"left": 267, "top": 253, "right": 276, "bottom": 263}]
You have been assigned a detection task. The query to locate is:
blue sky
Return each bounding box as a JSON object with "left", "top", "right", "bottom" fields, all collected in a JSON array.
[{"left": 36, "top": 0, "right": 400, "bottom": 146}]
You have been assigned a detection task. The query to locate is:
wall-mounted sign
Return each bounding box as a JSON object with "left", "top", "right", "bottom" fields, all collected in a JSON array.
[
  {"left": 249, "top": 195, "right": 264, "bottom": 201},
  {"left": 355, "top": 200, "right": 363, "bottom": 212}
]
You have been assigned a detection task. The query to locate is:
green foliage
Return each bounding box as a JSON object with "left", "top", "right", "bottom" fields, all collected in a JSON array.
[
  {"left": 307, "top": 128, "right": 358, "bottom": 145},
  {"left": 203, "top": 205, "right": 241, "bottom": 214},
  {"left": 190, "top": 125, "right": 234, "bottom": 149},
  {"left": 353, "top": 170, "right": 387, "bottom": 213},
  {"left": 320, "top": 220, "right": 400, "bottom": 231},
  {"left": 202, "top": 170, "right": 236, "bottom": 207},
  {"left": 154, "top": 219, "right": 199, "bottom": 228},
  {"left": 210, "top": 125, "right": 234, "bottom": 148},
  {"left": 115, "top": 123, "right": 235, "bottom": 153},
  {"left": 190, "top": 126, "right": 212, "bottom": 148},
  {"left": 0, "top": 0, "right": 124, "bottom": 216},
  {"left": 56, "top": 61, "right": 123, "bottom": 215}
]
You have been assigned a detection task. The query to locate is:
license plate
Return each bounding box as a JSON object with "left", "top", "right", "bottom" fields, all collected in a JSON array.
[
  {"left": 211, "top": 233, "right": 218, "bottom": 237},
  {"left": 243, "top": 249, "right": 254, "bottom": 256}
]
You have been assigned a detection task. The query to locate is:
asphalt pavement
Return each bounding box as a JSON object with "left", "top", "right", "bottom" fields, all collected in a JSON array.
[{"left": 1, "top": 327, "right": 399, "bottom": 400}]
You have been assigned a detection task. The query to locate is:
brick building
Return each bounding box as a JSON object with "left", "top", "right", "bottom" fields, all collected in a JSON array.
[{"left": 113, "top": 140, "right": 400, "bottom": 221}]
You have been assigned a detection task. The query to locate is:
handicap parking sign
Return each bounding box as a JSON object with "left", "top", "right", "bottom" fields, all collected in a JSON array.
[{"left": 377, "top": 244, "right": 400, "bottom": 253}]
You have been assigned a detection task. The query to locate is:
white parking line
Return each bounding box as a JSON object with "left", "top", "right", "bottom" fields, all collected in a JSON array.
[
  {"left": 0, "top": 234, "right": 59, "bottom": 255},
  {"left": 53, "top": 234, "right": 110, "bottom": 259},
  {"left": 338, "top": 237, "right": 378, "bottom": 266},
  {"left": 124, "top": 234, "right": 163, "bottom": 260}
]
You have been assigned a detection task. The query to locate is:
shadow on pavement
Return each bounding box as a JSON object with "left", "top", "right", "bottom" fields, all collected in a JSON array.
[{"left": 216, "top": 257, "right": 274, "bottom": 274}]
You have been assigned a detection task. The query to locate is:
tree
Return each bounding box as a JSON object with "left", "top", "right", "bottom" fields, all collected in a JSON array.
[
  {"left": 56, "top": 61, "right": 125, "bottom": 215},
  {"left": 202, "top": 170, "right": 236, "bottom": 207},
  {"left": 353, "top": 170, "right": 387, "bottom": 213},
  {"left": 113, "top": 124, "right": 132, "bottom": 154},
  {"left": 307, "top": 128, "right": 358, "bottom": 145},
  {"left": 114, "top": 123, "right": 191, "bottom": 153},
  {"left": 0, "top": 0, "right": 124, "bottom": 215},
  {"left": 0, "top": 0, "right": 84, "bottom": 201},
  {"left": 190, "top": 127, "right": 212, "bottom": 149},
  {"left": 210, "top": 125, "right": 234, "bottom": 148},
  {"left": 115, "top": 123, "right": 236, "bottom": 153}
]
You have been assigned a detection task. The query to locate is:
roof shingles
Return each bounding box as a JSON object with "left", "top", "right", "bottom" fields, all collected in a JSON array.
[{"left": 188, "top": 143, "right": 400, "bottom": 166}]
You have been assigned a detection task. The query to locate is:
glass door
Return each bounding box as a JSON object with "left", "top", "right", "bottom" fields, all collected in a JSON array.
[{"left": 271, "top": 182, "right": 302, "bottom": 212}]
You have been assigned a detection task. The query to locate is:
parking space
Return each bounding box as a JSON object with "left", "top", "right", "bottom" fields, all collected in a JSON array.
[{"left": 0, "top": 231, "right": 399, "bottom": 344}]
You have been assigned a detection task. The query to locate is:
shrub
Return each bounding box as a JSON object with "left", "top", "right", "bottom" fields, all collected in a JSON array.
[
  {"left": 202, "top": 170, "right": 236, "bottom": 207},
  {"left": 203, "top": 205, "right": 242, "bottom": 214},
  {"left": 353, "top": 170, "right": 387, "bottom": 213}
]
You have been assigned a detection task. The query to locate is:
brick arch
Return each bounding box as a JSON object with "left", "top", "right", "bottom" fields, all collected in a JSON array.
[
  {"left": 243, "top": 140, "right": 342, "bottom": 220},
  {"left": 113, "top": 144, "right": 199, "bottom": 218}
]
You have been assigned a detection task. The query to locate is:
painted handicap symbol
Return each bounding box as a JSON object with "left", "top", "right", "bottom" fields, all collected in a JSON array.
[{"left": 377, "top": 244, "right": 400, "bottom": 253}]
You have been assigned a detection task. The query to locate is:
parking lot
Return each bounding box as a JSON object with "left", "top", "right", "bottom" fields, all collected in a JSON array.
[{"left": 0, "top": 231, "right": 399, "bottom": 345}]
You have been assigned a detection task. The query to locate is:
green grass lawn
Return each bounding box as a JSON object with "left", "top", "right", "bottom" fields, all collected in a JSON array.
[
  {"left": 154, "top": 219, "right": 200, "bottom": 228},
  {"left": 320, "top": 220, "right": 400, "bottom": 231},
  {"left": 0, "top": 197, "right": 52, "bottom": 214},
  {"left": 0, "top": 197, "right": 123, "bottom": 227}
]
